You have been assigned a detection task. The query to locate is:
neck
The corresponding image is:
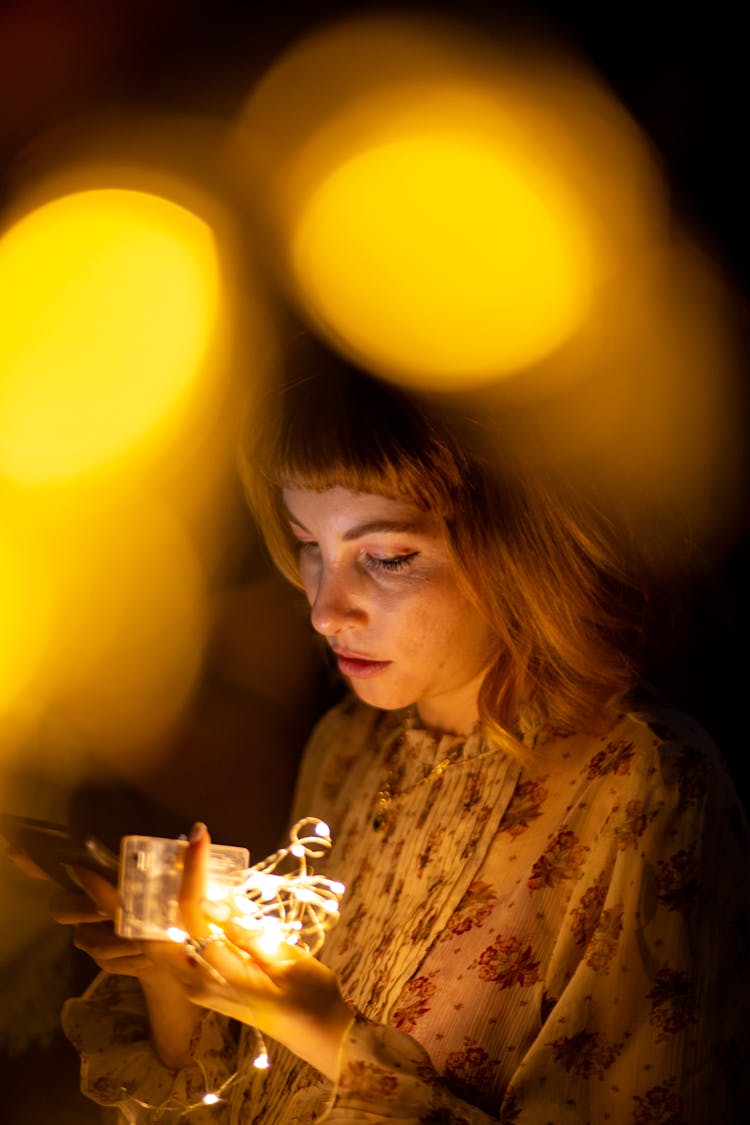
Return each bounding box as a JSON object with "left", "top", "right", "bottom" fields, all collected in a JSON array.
[{"left": 415, "top": 669, "right": 485, "bottom": 737}]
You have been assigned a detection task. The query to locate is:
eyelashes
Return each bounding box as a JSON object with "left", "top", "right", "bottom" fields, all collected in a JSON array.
[
  {"left": 364, "top": 552, "right": 419, "bottom": 574},
  {"left": 293, "top": 540, "right": 418, "bottom": 574}
]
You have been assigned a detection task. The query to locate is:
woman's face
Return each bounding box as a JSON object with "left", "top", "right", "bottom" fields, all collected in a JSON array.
[{"left": 282, "top": 486, "right": 494, "bottom": 735}]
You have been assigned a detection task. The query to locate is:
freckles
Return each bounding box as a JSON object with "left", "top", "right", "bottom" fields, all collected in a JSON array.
[
  {"left": 400, "top": 604, "right": 454, "bottom": 668},
  {"left": 376, "top": 570, "right": 474, "bottom": 667}
]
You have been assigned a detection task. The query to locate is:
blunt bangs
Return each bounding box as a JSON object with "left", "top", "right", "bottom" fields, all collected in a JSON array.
[{"left": 251, "top": 367, "right": 468, "bottom": 519}]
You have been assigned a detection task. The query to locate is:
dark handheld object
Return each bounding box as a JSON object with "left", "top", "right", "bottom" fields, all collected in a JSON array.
[{"left": 0, "top": 813, "right": 119, "bottom": 891}]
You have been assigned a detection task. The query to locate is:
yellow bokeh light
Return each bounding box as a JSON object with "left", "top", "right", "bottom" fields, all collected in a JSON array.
[
  {"left": 0, "top": 490, "right": 207, "bottom": 772},
  {"left": 0, "top": 189, "right": 220, "bottom": 483},
  {"left": 0, "top": 523, "right": 53, "bottom": 714},
  {"left": 45, "top": 496, "right": 207, "bottom": 767},
  {"left": 292, "top": 132, "right": 595, "bottom": 386},
  {"left": 231, "top": 12, "right": 665, "bottom": 391}
]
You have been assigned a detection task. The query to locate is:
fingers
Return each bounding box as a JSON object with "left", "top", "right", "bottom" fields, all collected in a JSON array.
[
  {"left": 5, "top": 846, "right": 51, "bottom": 881},
  {"left": 178, "top": 822, "right": 211, "bottom": 937},
  {"left": 49, "top": 888, "right": 109, "bottom": 925},
  {"left": 73, "top": 921, "right": 131, "bottom": 959},
  {"left": 72, "top": 921, "right": 155, "bottom": 977},
  {"left": 70, "top": 867, "right": 118, "bottom": 919},
  {"left": 223, "top": 921, "right": 305, "bottom": 970}
]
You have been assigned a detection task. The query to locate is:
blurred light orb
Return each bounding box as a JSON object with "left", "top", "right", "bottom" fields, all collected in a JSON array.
[
  {"left": 0, "top": 189, "right": 220, "bottom": 483},
  {"left": 292, "top": 132, "right": 595, "bottom": 388},
  {"left": 45, "top": 496, "right": 208, "bottom": 764},
  {"left": 0, "top": 526, "right": 52, "bottom": 715},
  {"left": 0, "top": 493, "right": 207, "bottom": 768}
]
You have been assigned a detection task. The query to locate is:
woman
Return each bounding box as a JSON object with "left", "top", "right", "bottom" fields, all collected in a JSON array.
[{"left": 56, "top": 346, "right": 748, "bottom": 1123}]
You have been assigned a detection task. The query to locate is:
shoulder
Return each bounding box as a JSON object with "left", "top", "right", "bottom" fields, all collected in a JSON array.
[
  {"left": 585, "top": 693, "right": 747, "bottom": 847},
  {"left": 622, "top": 695, "right": 734, "bottom": 803}
]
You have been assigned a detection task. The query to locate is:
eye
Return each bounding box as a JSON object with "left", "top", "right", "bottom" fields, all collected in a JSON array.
[
  {"left": 295, "top": 540, "right": 319, "bottom": 558},
  {"left": 287, "top": 527, "right": 315, "bottom": 550},
  {"left": 364, "top": 551, "right": 419, "bottom": 573}
]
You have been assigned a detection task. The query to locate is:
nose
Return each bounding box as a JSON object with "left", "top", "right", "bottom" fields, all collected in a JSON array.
[{"left": 308, "top": 563, "right": 367, "bottom": 636}]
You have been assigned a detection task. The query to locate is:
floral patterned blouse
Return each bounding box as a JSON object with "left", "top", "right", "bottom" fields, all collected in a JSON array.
[{"left": 62, "top": 690, "right": 750, "bottom": 1124}]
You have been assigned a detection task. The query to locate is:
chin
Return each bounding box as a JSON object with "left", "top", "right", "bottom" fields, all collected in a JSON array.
[{"left": 347, "top": 678, "right": 416, "bottom": 713}]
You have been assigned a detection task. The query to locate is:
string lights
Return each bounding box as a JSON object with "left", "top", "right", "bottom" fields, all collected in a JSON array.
[
  {"left": 204, "top": 816, "right": 345, "bottom": 956},
  {"left": 167, "top": 817, "right": 345, "bottom": 957},
  {"left": 122, "top": 818, "right": 345, "bottom": 1117}
]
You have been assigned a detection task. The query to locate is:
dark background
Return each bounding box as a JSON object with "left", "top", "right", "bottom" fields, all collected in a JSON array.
[{"left": 0, "top": 2, "right": 747, "bottom": 1121}]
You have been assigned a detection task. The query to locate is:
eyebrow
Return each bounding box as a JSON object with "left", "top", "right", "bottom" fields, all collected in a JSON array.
[
  {"left": 283, "top": 504, "right": 427, "bottom": 541},
  {"left": 341, "top": 519, "right": 426, "bottom": 541}
]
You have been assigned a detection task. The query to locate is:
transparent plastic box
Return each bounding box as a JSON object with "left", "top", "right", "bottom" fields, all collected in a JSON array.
[{"left": 116, "top": 835, "right": 250, "bottom": 941}]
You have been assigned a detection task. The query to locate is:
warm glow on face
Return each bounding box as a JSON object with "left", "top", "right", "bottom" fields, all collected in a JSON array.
[
  {"left": 0, "top": 189, "right": 220, "bottom": 482},
  {"left": 291, "top": 133, "right": 594, "bottom": 388}
]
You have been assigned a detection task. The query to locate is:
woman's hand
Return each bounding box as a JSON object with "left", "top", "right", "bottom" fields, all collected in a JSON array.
[
  {"left": 49, "top": 869, "right": 162, "bottom": 978},
  {"left": 174, "top": 822, "right": 354, "bottom": 1080},
  {"left": 8, "top": 849, "right": 205, "bottom": 1068},
  {"left": 58, "top": 865, "right": 208, "bottom": 1069},
  {"left": 10, "top": 823, "right": 355, "bottom": 1079},
  {"left": 5, "top": 846, "right": 156, "bottom": 978}
]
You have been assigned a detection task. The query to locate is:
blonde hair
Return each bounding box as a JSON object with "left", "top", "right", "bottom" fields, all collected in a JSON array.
[{"left": 239, "top": 339, "right": 647, "bottom": 749}]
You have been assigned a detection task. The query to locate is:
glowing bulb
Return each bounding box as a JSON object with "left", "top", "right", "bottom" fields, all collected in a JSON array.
[
  {"left": 260, "top": 877, "right": 281, "bottom": 901},
  {"left": 202, "top": 1092, "right": 220, "bottom": 1105},
  {"left": 253, "top": 1052, "right": 270, "bottom": 1070},
  {"left": 290, "top": 844, "right": 305, "bottom": 858},
  {"left": 204, "top": 883, "right": 228, "bottom": 903},
  {"left": 256, "top": 918, "right": 284, "bottom": 955},
  {"left": 167, "top": 926, "right": 187, "bottom": 943},
  {"left": 314, "top": 821, "right": 330, "bottom": 837},
  {"left": 293, "top": 888, "right": 316, "bottom": 903},
  {"left": 329, "top": 881, "right": 346, "bottom": 895},
  {"left": 322, "top": 901, "right": 339, "bottom": 915}
]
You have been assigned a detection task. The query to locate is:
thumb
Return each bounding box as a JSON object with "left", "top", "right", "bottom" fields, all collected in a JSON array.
[{"left": 179, "top": 822, "right": 210, "bottom": 935}]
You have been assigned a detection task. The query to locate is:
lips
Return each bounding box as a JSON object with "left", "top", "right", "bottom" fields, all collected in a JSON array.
[{"left": 333, "top": 650, "right": 392, "bottom": 679}]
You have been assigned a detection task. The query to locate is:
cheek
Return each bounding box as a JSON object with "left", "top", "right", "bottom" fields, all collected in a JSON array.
[
  {"left": 384, "top": 587, "right": 465, "bottom": 661},
  {"left": 406, "top": 589, "right": 490, "bottom": 668}
]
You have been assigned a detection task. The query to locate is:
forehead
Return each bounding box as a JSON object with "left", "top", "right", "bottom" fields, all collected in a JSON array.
[{"left": 281, "top": 486, "right": 440, "bottom": 536}]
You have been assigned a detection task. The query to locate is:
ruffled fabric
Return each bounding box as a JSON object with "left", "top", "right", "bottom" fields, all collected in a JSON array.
[{"left": 61, "top": 974, "right": 240, "bottom": 1122}]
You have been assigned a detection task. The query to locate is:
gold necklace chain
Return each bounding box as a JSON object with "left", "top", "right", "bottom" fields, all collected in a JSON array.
[
  {"left": 372, "top": 744, "right": 463, "bottom": 830},
  {"left": 372, "top": 738, "right": 501, "bottom": 830}
]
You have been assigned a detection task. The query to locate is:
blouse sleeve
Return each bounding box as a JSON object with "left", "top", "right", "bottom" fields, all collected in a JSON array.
[
  {"left": 326, "top": 1014, "right": 499, "bottom": 1123},
  {"left": 322, "top": 719, "right": 750, "bottom": 1124},
  {"left": 61, "top": 971, "right": 240, "bottom": 1122}
]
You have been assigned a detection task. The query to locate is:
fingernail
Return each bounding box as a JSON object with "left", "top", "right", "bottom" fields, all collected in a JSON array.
[
  {"left": 186, "top": 954, "right": 198, "bottom": 968},
  {"left": 189, "top": 822, "right": 207, "bottom": 843}
]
